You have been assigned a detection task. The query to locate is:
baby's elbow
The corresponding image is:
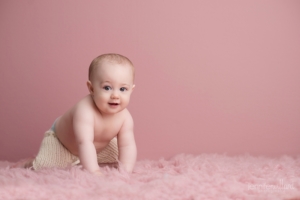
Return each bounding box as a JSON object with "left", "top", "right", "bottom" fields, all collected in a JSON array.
[{"left": 77, "top": 140, "right": 93, "bottom": 148}]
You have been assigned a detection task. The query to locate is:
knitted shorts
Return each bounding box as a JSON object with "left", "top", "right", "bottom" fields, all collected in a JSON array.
[{"left": 32, "top": 130, "right": 118, "bottom": 170}]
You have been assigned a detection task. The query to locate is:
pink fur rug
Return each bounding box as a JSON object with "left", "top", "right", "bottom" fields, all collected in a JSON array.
[{"left": 1, "top": 154, "right": 300, "bottom": 200}]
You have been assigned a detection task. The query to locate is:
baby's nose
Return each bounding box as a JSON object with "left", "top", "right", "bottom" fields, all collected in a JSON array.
[{"left": 111, "top": 91, "right": 119, "bottom": 99}]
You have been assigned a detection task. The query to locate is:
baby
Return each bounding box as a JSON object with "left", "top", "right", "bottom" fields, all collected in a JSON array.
[{"left": 21, "top": 54, "right": 137, "bottom": 175}]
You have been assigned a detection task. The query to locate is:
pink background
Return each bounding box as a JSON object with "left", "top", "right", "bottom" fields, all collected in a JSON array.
[{"left": 0, "top": 1, "right": 299, "bottom": 162}]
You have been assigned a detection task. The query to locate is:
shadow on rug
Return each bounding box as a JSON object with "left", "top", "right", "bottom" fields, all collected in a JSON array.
[{"left": 1, "top": 154, "right": 300, "bottom": 200}]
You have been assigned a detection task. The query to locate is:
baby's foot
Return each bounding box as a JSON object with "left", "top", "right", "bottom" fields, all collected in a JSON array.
[{"left": 11, "top": 158, "right": 34, "bottom": 169}]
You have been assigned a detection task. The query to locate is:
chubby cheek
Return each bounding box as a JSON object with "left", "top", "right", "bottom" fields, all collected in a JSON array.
[
  {"left": 96, "top": 92, "right": 109, "bottom": 100},
  {"left": 121, "top": 95, "right": 131, "bottom": 105},
  {"left": 93, "top": 94, "right": 108, "bottom": 105}
]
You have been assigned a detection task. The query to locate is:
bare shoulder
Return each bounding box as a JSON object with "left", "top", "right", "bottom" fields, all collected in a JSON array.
[
  {"left": 71, "top": 95, "right": 95, "bottom": 121},
  {"left": 118, "top": 109, "right": 135, "bottom": 147},
  {"left": 120, "top": 109, "right": 134, "bottom": 131}
]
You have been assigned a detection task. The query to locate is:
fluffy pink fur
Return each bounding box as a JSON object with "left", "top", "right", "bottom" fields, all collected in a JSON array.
[{"left": 1, "top": 154, "right": 299, "bottom": 200}]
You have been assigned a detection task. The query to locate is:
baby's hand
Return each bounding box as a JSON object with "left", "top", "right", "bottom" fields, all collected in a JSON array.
[{"left": 92, "top": 169, "right": 103, "bottom": 176}]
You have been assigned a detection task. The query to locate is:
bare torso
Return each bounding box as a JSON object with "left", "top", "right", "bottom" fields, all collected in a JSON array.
[{"left": 55, "top": 95, "right": 127, "bottom": 156}]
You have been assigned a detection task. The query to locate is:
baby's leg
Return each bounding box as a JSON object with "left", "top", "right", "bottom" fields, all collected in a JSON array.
[
  {"left": 11, "top": 157, "right": 34, "bottom": 169},
  {"left": 32, "top": 130, "right": 78, "bottom": 170},
  {"left": 97, "top": 137, "right": 119, "bottom": 164}
]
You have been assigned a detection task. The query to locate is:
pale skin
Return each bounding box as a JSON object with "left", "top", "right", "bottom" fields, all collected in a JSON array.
[{"left": 20, "top": 61, "right": 137, "bottom": 175}]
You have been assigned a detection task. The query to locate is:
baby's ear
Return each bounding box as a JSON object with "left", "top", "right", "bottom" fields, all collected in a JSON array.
[{"left": 87, "top": 81, "right": 94, "bottom": 95}]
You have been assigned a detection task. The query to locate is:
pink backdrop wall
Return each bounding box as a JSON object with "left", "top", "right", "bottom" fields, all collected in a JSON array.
[{"left": 0, "top": 1, "right": 299, "bottom": 161}]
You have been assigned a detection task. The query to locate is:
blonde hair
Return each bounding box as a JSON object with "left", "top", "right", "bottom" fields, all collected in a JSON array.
[{"left": 88, "top": 53, "right": 134, "bottom": 81}]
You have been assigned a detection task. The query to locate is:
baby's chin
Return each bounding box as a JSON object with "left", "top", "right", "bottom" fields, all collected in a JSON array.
[{"left": 98, "top": 107, "right": 126, "bottom": 115}]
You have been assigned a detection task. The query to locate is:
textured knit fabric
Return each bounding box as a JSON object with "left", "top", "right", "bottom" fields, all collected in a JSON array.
[{"left": 32, "top": 130, "right": 118, "bottom": 170}]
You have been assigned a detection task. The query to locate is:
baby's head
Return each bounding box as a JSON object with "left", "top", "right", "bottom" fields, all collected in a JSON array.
[
  {"left": 87, "top": 53, "right": 135, "bottom": 114},
  {"left": 88, "top": 53, "right": 135, "bottom": 83}
]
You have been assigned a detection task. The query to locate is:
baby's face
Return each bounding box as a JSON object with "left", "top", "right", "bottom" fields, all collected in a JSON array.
[{"left": 88, "top": 62, "right": 135, "bottom": 115}]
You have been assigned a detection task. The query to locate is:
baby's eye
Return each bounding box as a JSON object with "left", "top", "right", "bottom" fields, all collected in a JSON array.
[
  {"left": 120, "top": 87, "right": 127, "bottom": 92},
  {"left": 103, "top": 86, "right": 111, "bottom": 91}
]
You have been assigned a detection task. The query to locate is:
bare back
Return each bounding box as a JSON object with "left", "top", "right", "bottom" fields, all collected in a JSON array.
[{"left": 55, "top": 95, "right": 128, "bottom": 156}]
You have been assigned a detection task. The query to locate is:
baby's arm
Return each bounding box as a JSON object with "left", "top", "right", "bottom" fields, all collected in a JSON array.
[
  {"left": 73, "top": 107, "right": 101, "bottom": 174},
  {"left": 117, "top": 114, "right": 137, "bottom": 173}
]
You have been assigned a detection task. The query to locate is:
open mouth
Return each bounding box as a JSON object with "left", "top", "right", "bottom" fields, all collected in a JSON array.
[{"left": 109, "top": 103, "right": 119, "bottom": 106}]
